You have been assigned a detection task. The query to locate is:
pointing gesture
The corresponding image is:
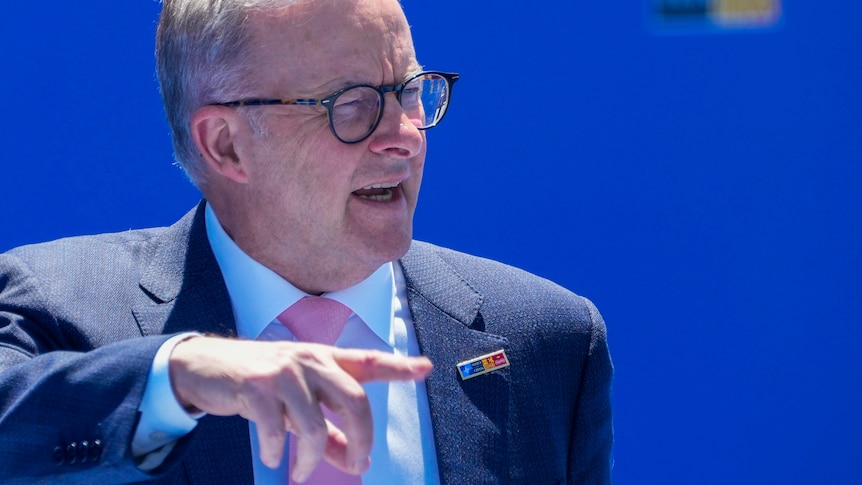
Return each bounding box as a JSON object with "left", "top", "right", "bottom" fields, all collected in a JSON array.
[{"left": 169, "top": 337, "right": 433, "bottom": 482}]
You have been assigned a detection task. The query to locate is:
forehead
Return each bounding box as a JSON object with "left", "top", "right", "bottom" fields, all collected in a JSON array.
[{"left": 247, "top": 0, "right": 419, "bottom": 92}]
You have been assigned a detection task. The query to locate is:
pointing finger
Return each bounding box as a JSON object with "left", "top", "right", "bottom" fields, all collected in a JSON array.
[{"left": 334, "top": 350, "right": 433, "bottom": 383}]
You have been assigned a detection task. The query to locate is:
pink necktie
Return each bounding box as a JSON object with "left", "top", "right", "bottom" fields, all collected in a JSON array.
[{"left": 277, "top": 297, "right": 361, "bottom": 485}]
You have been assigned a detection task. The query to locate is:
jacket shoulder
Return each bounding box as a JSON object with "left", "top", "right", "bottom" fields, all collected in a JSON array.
[
  {"left": 1, "top": 226, "right": 167, "bottom": 303},
  {"left": 0, "top": 205, "right": 205, "bottom": 325},
  {"left": 1, "top": 204, "right": 201, "bottom": 289}
]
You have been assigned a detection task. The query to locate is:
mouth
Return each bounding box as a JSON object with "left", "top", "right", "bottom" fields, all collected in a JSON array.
[{"left": 352, "top": 182, "right": 400, "bottom": 202}]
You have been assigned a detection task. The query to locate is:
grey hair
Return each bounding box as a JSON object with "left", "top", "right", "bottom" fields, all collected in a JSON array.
[{"left": 156, "top": 0, "right": 298, "bottom": 186}]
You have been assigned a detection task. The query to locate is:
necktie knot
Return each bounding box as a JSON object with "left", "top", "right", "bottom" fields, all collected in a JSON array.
[{"left": 277, "top": 296, "right": 353, "bottom": 345}]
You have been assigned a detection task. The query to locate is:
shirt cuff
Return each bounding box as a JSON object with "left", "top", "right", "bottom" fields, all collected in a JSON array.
[{"left": 132, "top": 333, "right": 204, "bottom": 461}]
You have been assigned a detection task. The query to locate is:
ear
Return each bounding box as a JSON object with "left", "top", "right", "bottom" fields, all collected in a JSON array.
[{"left": 190, "top": 105, "right": 250, "bottom": 184}]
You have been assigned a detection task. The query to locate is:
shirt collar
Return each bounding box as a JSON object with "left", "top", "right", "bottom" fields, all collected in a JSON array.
[{"left": 205, "top": 204, "right": 394, "bottom": 344}]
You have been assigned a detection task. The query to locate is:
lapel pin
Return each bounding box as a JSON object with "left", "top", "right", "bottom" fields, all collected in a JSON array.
[{"left": 457, "top": 349, "right": 510, "bottom": 380}]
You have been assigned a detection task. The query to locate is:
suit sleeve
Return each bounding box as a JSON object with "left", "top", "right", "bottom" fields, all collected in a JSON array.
[
  {"left": 568, "top": 298, "right": 614, "bottom": 484},
  {"left": 0, "top": 252, "right": 186, "bottom": 483}
]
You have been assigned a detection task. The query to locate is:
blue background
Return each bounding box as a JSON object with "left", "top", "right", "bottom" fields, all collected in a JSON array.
[{"left": 2, "top": 1, "right": 859, "bottom": 483}]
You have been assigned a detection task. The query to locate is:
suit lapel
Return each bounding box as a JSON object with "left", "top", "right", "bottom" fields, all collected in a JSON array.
[
  {"left": 134, "top": 201, "right": 237, "bottom": 338},
  {"left": 132, "top": 201, "right": 253, "bottom": 483},
  {"left": 400, "top": 242, "right": 512, "bottom": 485}
]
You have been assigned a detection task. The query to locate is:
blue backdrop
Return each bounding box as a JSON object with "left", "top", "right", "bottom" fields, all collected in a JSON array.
[{"left": 3, "top": 2, "right": 859, "bottom": 483}]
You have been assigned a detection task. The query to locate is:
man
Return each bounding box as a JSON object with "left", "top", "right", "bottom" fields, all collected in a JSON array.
[{"left": 0, "top": 0, "right": 613, "bottom": 483}]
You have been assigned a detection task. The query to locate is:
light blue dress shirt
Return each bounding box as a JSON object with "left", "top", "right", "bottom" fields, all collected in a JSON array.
[{"left": 133, "top": 205, "right": 439, "bottom": 484}]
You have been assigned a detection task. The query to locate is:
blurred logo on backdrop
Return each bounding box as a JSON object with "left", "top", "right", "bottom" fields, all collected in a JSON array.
[{"left": 649, "top": 0, "right": 782, "bottom": 32}]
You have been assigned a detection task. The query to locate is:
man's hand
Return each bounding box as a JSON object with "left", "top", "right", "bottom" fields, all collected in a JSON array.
[{"left": 168, "top": 336, "right": 433, "bottom": 482}]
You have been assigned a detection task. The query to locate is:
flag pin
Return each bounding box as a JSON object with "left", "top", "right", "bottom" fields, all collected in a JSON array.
[{"left": 456, "top": 350, "right": 510, "bottom": 380}]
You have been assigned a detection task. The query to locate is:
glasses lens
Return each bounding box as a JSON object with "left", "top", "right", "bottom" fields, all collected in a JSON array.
[
  {"left": 330, "top": 86, "right": 382, "bottom": 142},
  {"left": 401, "top": 73, "right": 451, "bottom": 129}
]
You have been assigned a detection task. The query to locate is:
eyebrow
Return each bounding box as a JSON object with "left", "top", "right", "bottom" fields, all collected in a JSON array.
[
  {"left": 300, "top": 66, "right": 427, "bottom": 98},
  {"left": 338, "top": 65, "right": 427, "bottom": 89}
]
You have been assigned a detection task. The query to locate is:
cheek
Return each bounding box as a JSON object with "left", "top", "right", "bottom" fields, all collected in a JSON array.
[
  {"left": 411, "top": 161, "right": 424, "bottom": 191},
  {"left": 251, "top": 123, "right": 333, "bottom": 184},
  {"left": 275, "top": 144, "right": 359, "bottom": 217},
  {"left": 408, "top": 148, "right": 427, "bottom": 192}
]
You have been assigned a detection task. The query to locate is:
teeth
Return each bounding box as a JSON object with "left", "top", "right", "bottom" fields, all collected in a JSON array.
[
  {"left": 355, "top": 181, "right": 398, "bottom": 202},
  {"left": 361, "top": 182, "right": 399, "bottom": 190}
]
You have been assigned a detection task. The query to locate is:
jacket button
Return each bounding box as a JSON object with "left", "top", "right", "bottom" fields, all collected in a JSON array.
[
  {"left": 88, "top": 439, "right": 103, "bottom": 462},
  {"left": 65, "top": 442, "right": 78, "bottom": 465},
  {"left": 53, "top": 446, "right": 65, "bottom": 465},
  {"left": 79, "top": 441, "right": 90, "bottom": 463}
]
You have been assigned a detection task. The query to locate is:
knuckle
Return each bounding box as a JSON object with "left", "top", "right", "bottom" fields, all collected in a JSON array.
[
  {"left": 359, "top": 353, "right": 381, "bottom": 368},
  {"left": 236, "top": 366, "right": 295, "bottom": 405},
  {"left": 241, "top": 368, "right": 280, "bottom": 392},
  {"left": 304, "top": 419, "right": 329, "bottom": 444},
  {"left": 275, "top": 361, "right": 303, "bottom": 382},
  {"left": 350, "top": 351, "right": 384, "bottom": 371},
  {"left": 338, "top": 385, "right": 371, "bottom": 416},
  {"left": 285, "top": 346, "right": 330, "bottom": 373},
  {"left": 259, "top": 424, "right": 286, "bottom": 442}
]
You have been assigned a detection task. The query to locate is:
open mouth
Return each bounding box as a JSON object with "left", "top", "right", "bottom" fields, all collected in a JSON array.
[{"left": 353, "top": 182, "right": 400, "bottom": 202}]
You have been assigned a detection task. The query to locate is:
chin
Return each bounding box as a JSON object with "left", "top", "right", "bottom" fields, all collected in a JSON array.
[{"left": 363, "top": 230, "right": 412, "bottom": 265}]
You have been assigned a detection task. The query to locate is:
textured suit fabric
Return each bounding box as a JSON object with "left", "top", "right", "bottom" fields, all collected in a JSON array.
[{"left": 0, "top": 202, "right": 613, "bottom": 484}]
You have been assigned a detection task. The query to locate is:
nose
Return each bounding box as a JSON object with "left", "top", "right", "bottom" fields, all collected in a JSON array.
[{"left": 367, "top": 92, "right": 424, "bottom": 158}]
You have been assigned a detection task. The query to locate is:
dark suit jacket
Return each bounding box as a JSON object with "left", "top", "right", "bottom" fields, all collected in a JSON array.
[{"left": 0, "top": 202, "right": 612, "bottom": 484}]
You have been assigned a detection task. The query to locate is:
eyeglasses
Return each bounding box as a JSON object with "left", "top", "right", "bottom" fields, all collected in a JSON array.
[{"left": 215, "top": 71, "right": 460, "bottom": 144}]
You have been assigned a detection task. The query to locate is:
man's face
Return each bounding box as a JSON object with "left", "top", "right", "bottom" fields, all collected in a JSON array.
[{"left": 224, "top": 0, "right": 426, "bottom": 292}]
